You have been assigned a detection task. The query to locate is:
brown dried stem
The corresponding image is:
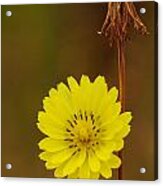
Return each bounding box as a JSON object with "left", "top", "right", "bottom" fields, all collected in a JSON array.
[
  {"left": 117, "top": 40, "right": 126, "bottom": 180},
  {"left": 99, "top": 2, "right": 148, "bottom": 180}
]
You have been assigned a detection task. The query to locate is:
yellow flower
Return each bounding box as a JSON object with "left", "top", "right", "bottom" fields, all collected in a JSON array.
[{"left": 37, "top": 75, "right": 132, "bottom": 179}]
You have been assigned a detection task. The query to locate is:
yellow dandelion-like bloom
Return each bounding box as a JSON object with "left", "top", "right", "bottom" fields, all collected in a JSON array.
[{"left": 37, "top": 75, "right": 132, "bottom": 179}]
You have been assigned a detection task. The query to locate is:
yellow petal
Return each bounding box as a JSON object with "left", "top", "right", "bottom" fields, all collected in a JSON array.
[
  {"left": 38, "top": 111, "right": 65, "bottom": 129},
  {"left": 90, "top": 171, "right": 100, "bottom": 179},
  {"left": 42, "top": 97, "right": 55, "bottom": 113},
  {"left": 45, "top": 161, "right": 58, "bottom": 170},
  {"left": 38, "top": 138, "right": 68, "bottom": 152},
  {"left": 102, "top": 102, "right": 121, "bottom": 124},
  {"left": 80, "top": 75, "right": 90, "bottom": 87},
  {"left": 95, "top": 142, "right": 115, "bottom": 161},
  {"left": 39, "top": 151, "right": 53, "bottom": 161},
  {"left": 43, "top": 95, "right": 70, "bottom": 121},
  {"left": 100, "top": 118, "right": 125, "bottom": 140},
  {"left": 88, "top": 150, "right": 100, "bottom": 172},
  {"left": 78, "top": 75, "right": 92, "bottom": 112},
  {"left": 116, "top": 125, "right": 131, "bottom": 139},
  {"left": 91, "top": 76, "right": 107, "bottom": 113},
  {"left": 37, "top": 111, "right": 67, "bottom": 138},
  {"left": 57, "top": 82, "right": 70, "bottom": 97},
  {"left": 57, "top": 82, "right": 74, "bottom": 113},
  {"left": 101, "top": 112, "right": 132, "bottom": 140},
  {"left": 67, "top": 76, "right": 79, "bottom": 92},
  {"left": 100, "top": 161, "right": 112, "bottom": 179},
  {"left": 108, "top": 154, "right": 121, "bottom": 168},
  {"left": 96, "top": 86, "right": 118, "bottom": 115},
  {"left": 79, "top": 159, "right": 90, "bottom": 179},
  {"left": 49, "top": 88, "right": 57, "bottom": 98},
  {"left": 93, "top": 76, "right": 106, "bottom": 86},
  {"left": 114, "top": 139, "right": 124, "bottom": 151},
  {"left": 50, "top": 149, "right": 74, "bottom": 165},
  {"left": 37, "top": 122, "right": 66, "bottom": 139},
  {"left": 63, "top": 149, "right": 86, "bottom": 175},
  {"left": 100, "top": 126, "right": 119, "bottom": 140},
  {"left": 68, "top": 169, "right": 79, "bottom": 179},
  {"left": 107, "top": 87, "right": 118, "bottom": 104},
  {"left": 119, "top": 112, "right": 132, "bottom": 124},
  {"left": 54, "top": 162, "right": 67, "bottom": 178}
]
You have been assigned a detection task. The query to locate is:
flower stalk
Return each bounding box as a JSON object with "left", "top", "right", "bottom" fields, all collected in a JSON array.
[
  {"left": 99, "top": 2, "right": 148, "bottom": 179},
  {"left": 117, "top": 40, "right": 126, "bottom": 180}
]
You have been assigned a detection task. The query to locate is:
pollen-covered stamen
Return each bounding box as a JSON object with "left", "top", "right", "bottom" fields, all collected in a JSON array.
[
  {"left": 74, "top": 114, "right": 78, "bottom": 120},
  {"left": 84, "top": 111, "right": 88, "bottom": 121},
  {"left": 73, "top": 120, "right": 78, "bottom": 125},
  {"left": 68, "top": 144, "right": 74, "bottom": 148},
  {"left": 68, "top": 144, "right": 78, "bottom": 148},
  {"left": 65, "top": 110, "right": 101, "bottom": 149},
  {"left": 67, "top": 120, "right": 75, "bottom": 128},
  {"left": 92, "top": 126, "right": 96, "bottom": 130},
  {"left": 79, "top": 110, "right": 83, "bottom": 120},
  {"left": 96, "top": 129, "right": 100, "bottom": 133},
  {"left": 66, "top": 127, "right": 76, "bottom": 137},
  {"left": 66, "top": 128, "right": 71, "bottom": 133},
  {"left": 64, "top": 138, "right": 73, "bottom": 142},
  {"left": 90, "top": 112, "right": 95, "bottom": 124}
]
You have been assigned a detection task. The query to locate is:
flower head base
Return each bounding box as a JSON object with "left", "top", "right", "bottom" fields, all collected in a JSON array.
[{"left": 37, "top": 75, "right": 132, "bottom": 179}]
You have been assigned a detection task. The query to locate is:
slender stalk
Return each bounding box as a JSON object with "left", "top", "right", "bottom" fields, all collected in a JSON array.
[
  {"left": 117, "top": 40, "right": 126, "bottom": 110},
  {"left": 117, "top": 40, "right": 126, "bottom": 180},
  {"left": 98, "top": 2, "right": 148, "bottom": 180}
]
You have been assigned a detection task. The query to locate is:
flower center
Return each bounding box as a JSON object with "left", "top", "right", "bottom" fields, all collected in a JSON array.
[
  {"left": 65, "top": 110, "right": 101, "bottom": 150},
  {"left": 78, "top": 122, "right": 90, "bottom": 141}
]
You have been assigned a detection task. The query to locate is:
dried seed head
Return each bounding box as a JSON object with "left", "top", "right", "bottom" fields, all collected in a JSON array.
[{"left": 100, "top": 2, "right": 148, "bottom": 46}]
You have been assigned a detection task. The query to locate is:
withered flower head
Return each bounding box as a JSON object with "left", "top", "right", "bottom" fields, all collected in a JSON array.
[{"left": 99, "top": 2, "right": 148, "bottom": 46}]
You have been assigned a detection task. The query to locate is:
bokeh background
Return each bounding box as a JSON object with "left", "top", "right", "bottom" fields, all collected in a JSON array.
[{"left": 1, "top": 1, "right": 157, "bottom": 180}]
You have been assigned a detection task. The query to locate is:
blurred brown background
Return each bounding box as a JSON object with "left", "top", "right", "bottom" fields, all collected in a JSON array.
[{"left": 1, "top": 1, "right": 157, "bottom": 180}]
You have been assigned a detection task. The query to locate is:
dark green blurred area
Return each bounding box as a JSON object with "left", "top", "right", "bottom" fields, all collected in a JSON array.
[{"left": 1, "top": 2, "right": 157, "bottom": 180}]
